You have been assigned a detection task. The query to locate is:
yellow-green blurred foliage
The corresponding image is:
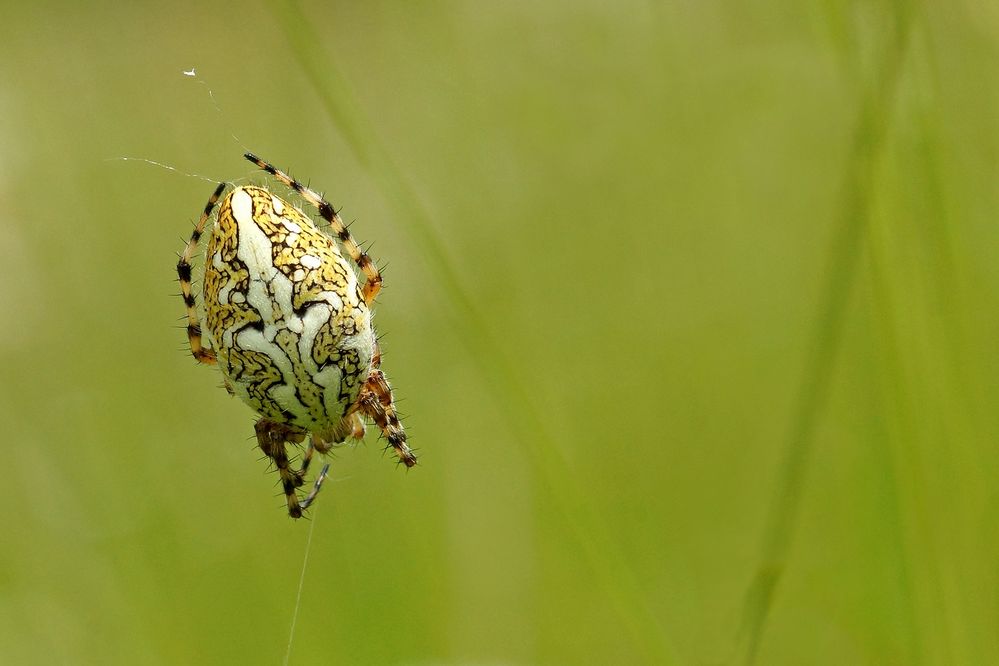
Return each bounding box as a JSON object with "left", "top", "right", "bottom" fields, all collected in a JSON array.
[{"left": 1, "top": 1, "right": 998, "bottom": 664}]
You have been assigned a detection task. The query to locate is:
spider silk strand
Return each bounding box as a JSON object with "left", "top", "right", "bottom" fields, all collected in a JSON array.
[{"left": 284, "top": 505, "right": 319, "bottom": 666}]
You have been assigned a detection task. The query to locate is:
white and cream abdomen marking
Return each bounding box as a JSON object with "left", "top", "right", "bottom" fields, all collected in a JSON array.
[{"left": 203, "top": 186, "right": 373, "bottom": 438}]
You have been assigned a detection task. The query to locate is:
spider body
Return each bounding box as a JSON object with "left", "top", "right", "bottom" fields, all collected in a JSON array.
[
  {"left": 204, "top": 184, "right": 374, "bottom": 439},
  {"left": 177, "top": 153, "right": 416, "bottom": 518}
]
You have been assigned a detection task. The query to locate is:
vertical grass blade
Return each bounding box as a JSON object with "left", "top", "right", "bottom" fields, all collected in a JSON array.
[
  {"left": 738, "top": 4, "right": 914, "bottom": 663},
  {"left": 267, "top": 1, "right": 680, "bottom": 662}
]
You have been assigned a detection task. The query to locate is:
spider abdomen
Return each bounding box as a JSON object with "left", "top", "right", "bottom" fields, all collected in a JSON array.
[{"left": 203, "top": 186, "right": 373, "bottom": 434}]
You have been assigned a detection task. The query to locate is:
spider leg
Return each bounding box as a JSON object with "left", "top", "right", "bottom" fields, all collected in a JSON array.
[
  {"left": 255, "top": 418, "right": 310, "bottom": 518},
  {"left": 357, "top": 366, "right": 417, "bottom": 468},
  {"left": 297, "top": 433, "right": 334, "bottom": 479},
  {"left": 244, "top": 153, "right": 383, "bottom": 306},
  {"left": 299, "top": 463, "right": 331, "bottom": 512},
  {"left": 178, "top": 182, "right": 226, "bottom": 365},
  {"left": 287, "top": 434, "right": 335, "bottom": 515},
  {"left": 347, "top": 411, "right": 366, "bottom": 440}
]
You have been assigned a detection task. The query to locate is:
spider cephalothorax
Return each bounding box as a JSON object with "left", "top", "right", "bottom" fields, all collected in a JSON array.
[{"left": 177, "top": 152, "right": 416, "bottom": 518}]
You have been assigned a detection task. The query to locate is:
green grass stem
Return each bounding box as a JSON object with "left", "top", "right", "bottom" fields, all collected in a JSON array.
[
  {"left": 268, "top": 1, "right": 680, "bottom": 662},
  {"left": 738, "top": 4, "right": 914, "bottom": 663}
]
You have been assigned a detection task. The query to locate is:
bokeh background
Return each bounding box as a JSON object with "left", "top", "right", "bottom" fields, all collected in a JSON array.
[{"left": 2, "top": 1, "right": 999, "bottom": 664}]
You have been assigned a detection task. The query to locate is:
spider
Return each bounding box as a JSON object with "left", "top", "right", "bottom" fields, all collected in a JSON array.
[{"left": 176, "top": 152, "right": 416, "bottom": 518}]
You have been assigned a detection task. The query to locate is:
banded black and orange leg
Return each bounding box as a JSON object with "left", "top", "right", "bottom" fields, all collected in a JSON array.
[
  {"left": 177, "top": 182, "right": 226, "bottom": 365},
  {"left": 255, "top": 419, "right": 311, "bottom": 518},
  {"left": 243, "top": 153, "right": 383, "bottom": 305},
  {"left": 358, "top": 350, "right": 417, "bottom": 467}
]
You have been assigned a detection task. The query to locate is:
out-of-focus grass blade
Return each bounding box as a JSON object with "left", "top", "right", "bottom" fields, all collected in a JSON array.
[
  {"left": 266, "top": 1, "right": 680, "bottom": 663},
  {"left": 738, "top": 3, "right": 914, "bottom": 663}
]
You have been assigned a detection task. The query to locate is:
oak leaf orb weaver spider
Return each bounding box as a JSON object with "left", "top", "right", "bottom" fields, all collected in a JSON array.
[{"left": 177, "top": 152, "right": 416, "bottom": 518}]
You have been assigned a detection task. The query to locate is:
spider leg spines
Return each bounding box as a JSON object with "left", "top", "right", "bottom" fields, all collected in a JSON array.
[
  {"left": 182, "top": 154, "right": 416, "bottom": 519},
  {"left": 244, "top": 152, "right": 384, "bottom": 306},
  {"left": 255, "top": 419, "right": 310, "bottom": 518},
  {"left": 357, "top": 369, "right": 417, "bottom": 468},
  {"left": 178, "top": 182, "right": 225, "bottom": 366}
]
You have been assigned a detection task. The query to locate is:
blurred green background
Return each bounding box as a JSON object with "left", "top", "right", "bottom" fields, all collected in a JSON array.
[{"left": 2, "top": 1, "right": 998, "bottom": 664}]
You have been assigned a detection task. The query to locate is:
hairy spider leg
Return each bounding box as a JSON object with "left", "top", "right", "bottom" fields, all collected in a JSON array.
[
  {"left": 358, "top": 338, "right": 417, "bottom": 467},
  {"left": 177, "top": 182, "right": 226, "bottom": 365},
  {"left": 243, "top": 152, "right": 383, "bottom": 305},
  {"left": 255, "top": 419, "right": 311, "bottom": 518}
]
